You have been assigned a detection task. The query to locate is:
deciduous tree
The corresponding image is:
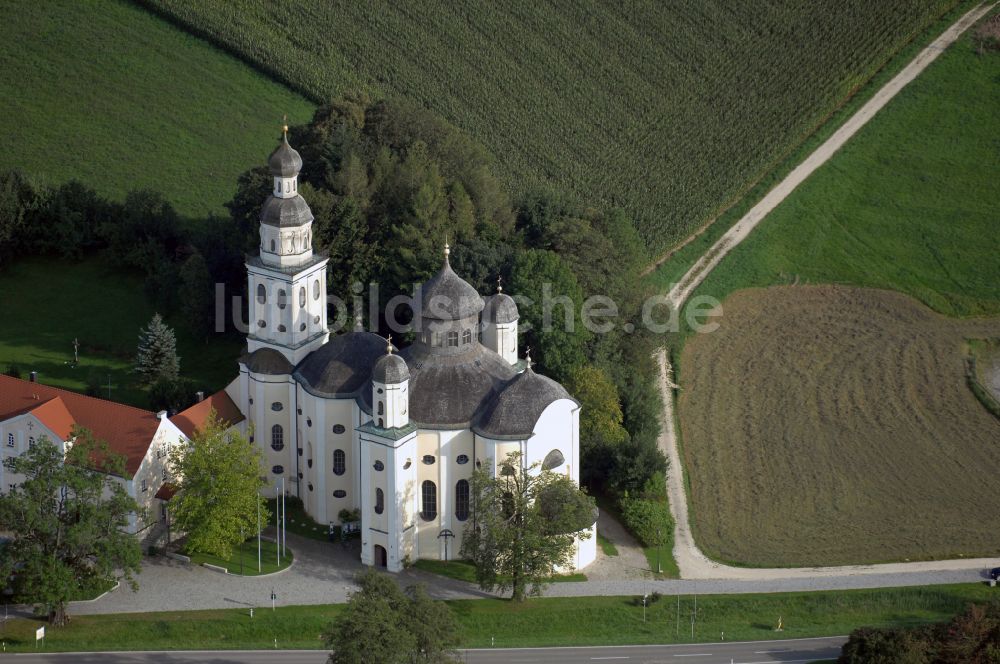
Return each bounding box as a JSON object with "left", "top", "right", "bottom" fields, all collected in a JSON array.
[
  {"left": 167, "top": 414, "right": 268, "bottom": 560},
  {"left": 461, "top": 451, "right": 595, "bottom": 602},
  {"left": 0, "top": 431, "right": 141, "bottom": 625}
]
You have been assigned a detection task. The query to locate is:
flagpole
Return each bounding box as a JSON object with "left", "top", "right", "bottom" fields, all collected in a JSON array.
[{"left": 276, "top": 483, "right": 281, "bottom": 567}]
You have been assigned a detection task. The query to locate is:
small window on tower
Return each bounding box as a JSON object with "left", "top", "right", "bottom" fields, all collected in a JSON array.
[
  {"left": 462, "top": 329, "right": 472, "bottom": 345},
  {"left": 299, "top": 287, "right": 306, "bottom": 308},
  {"left": 270, "top": 239, "right": 276, "bottom": 252},
  {"left": 257, "top": 284, "right": 266, "bottom": 304},
  {"left": 285, "top": 180, "right": 291, "bottom": 193},
  {"left": 313, "top": 280, "right": 320, "bottom": 300},
  {"left": 447, "top": 331, "right": 459, "bottom": 347},
  {"left": 277, "top": 289, "right": 287, "bottom": 309}
]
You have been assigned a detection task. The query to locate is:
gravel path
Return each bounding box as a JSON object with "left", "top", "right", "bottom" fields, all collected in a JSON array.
[
  {"left": 655, "top": 1, "right": 1000, "bottom": 582},
  {"left": 583, "top": 510, "right": 652, "bottom": 581}
]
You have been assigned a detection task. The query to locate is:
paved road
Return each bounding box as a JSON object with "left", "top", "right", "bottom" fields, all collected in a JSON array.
[
  {"left": 5, "top": 636, "right": 847, "bottom": 663},
  {"left": 654, "top": 1, "right": 1000, "bottom": 582}
]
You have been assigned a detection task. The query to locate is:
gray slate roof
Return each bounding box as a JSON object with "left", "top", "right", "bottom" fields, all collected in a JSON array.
[
  {"left": 475, "top": 367, "right": 574, "bottom": 439},
  {"left": 399, "top": 342, "right": 515, "bottom": 428},
  {"left": 295, "top": 331, "right": 390, "bottom": 397},
  {"left": 260, "top": 195, "right": 314, "bottom": 228},
  {"left": 483, "top": 292, "right": 519, "bottom": 324},
  {"left": 241, "top": 348, "right": 294, "bottom": 376},
  {"left": 268, "top": 136, "right": 303, "bottom": 176},
  {"left": 418, "top": 260, "right": 484, "bottom": 321},
  {"left": 372, "top": 352, "right": 409, "bottom": 384}
]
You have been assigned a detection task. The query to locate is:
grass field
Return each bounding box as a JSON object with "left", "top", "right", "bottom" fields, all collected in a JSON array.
[
  {"left": 0, "top": 258, "right": 242, "bottom": 408},
  {"left": 1, "top": 583, "right": 993, "bottom": 651},
  {"left": 681, "top": 18, "right": 1000, "bottom": 320},
  {"left": 679, "top": 286, "right": 1000, "bottom": 566},
  {"left": 186, "top": 540, "right": 292, "bottom": 576},
  {"left": 0, "top": 0, "right": 313, "bottom": 217},
  {"left": 143, "top": 0, "right": 957, "bottom": 250}
]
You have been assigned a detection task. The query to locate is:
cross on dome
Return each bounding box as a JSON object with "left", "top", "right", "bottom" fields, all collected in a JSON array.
[
  {"left": 497, "top": 275, "right": 503, "bottom": 293},
  {"left": 386, "top": 334, "right": 393, "bottom": 355}
]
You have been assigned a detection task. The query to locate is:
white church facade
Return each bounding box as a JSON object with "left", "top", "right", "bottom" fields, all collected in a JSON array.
[{"left": 221, "top": 130, "right": 596, "bottom": 572}]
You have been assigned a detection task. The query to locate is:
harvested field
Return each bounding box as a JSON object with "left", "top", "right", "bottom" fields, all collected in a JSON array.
[{"left": 679, "top": 286, "right": 1000, "bottom": 567}]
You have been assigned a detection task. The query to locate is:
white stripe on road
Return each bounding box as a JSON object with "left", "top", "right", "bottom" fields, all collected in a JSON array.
[
  {"left": 591, "top": 658, "right": 630, "bottom": 660},
  {"left": 673, "top": 655, "right": 712, "bottom": 658}
]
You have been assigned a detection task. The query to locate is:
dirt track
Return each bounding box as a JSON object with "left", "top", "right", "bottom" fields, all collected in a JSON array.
[{"left": 656, "top": 2, "right": 1000, "bottom": 580}]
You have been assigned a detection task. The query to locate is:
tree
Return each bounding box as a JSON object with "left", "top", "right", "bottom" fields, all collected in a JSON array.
[
  {"left": 134, "top": 313, "right": 180, "bottom": 385},
  {"left": 0, "top": 432, "right": 141, "bottom": 625},
  {"left": 509, "top": 249, "right": 589, "bottom": 383},
  {"left": 179, "top": 251, "right": 215, "bottom": 339},
  {"left": 324, "top": 569, "right": 460, "bottom": 663},
  {"left": 167, "top": 413, "right": 269, "bottom": 559},
  {"left": 566, "top": 365, "right": 628, "bottom": 482},
  {"left": 461, "top": 451, "right": 595, "bottom": 602}
]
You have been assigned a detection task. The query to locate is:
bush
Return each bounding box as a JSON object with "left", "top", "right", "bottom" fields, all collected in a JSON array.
[{"left": 618, "top": 493, "right": 672, "bottom": 548}]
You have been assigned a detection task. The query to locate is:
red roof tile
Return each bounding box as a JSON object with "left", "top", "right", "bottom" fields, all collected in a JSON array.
[
  {"left": 0, "top": 375, "right": 161, "bottom": 475},
  {"left": 170, "top": 389, "right": 245, "bottom": 439},
  {"left": 28, "top": 396, "right": 76, "bottom": 440}
]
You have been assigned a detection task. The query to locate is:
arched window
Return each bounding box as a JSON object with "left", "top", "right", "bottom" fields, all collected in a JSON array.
[
  {"left": 378, "top": 401, "right": 384, "bottom": 415},
  {"left": 333, "top": 449, "right": 346, "bottom": 476},
  {"left": 462, "top": 329, "right": 472, "bottom": 345},
  {"left": 542, "top": 449, "right": 565, "bottom": 471},
  {"left": 421, "top": 481, "right": 437, "bottom": 521},
  {"left": 299, "top": 287, "right": 306, "bottom": 308},
  {"left": 270, "top": 239, "right": 276, "bottom": 252},
  {"left": 375, "top": 488, "right": 384, "bottom": 514},
  {"left": 313, "top": 279, "right": 320, "bottom": 300},
  {"left": 256, "top": 284, "right": 266, "bottom": 304},
  {"left": 285, "top": 180, "right": 291, "bottom": 193},
  {"left": 277, "top": 289, "right": 287, "bottom": 309},
  {"left": 447, "top": 330, "right": 459, "bottom": 347},
  {"left": 270, "top": 425, "right": 284, "bottom": 451},
  {"left": 455, "top": 479, "right": 470, "bottom": 521}
]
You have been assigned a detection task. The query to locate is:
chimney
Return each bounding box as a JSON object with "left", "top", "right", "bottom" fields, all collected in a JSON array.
[
  {"left": 156, "top": 410, "right": 168, "bottom": 420},
  {"left": 29, "top": 371, "right": 37, "bottom": 382},
  {"left": 195, "top": 391, "right": 205, "bottom": 403}
]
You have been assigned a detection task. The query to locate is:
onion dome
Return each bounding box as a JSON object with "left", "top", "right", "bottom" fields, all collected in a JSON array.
[
  {"left": 372, "top": 337, "right": 410, "bottom": 383},
  {"left": 296, "top": 331, "right": 388, "bottom": 397},
  {"left": 419, "top": 243, "right": 484, "bottom": 321},
  {"left": 260, "top": 194, "right": 314, "bottom": 227},
  {"left": 240, "top": 348, "right": 294, "bottom": 375},
  {"left": 474, "top": 366, "right": 573, "bottom": 439},
  {"left": 483, "top": 293, "right": 518, "bottom": 324},
  {"left": 268, "top": 134, "right": 303, "bottom": 177}
]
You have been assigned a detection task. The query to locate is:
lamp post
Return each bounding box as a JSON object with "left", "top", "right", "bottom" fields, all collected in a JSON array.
[{"left": 656, "top": 527, "right": 662, "bottom": 574}]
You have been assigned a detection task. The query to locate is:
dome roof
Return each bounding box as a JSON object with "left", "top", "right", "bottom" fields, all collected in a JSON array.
[
  {"left": 240, "top": 348, "right": 294, "bottom": 376},
  {"left": 373, "top": 352, "right": 409, "bottom": 384},
  {"left": 399, "top": 342, "right": 515, "bottom": 428},
  {"left": 261, "top": 195, "right": 313, "bottom": 228},
  {"left": 268, "top": 135, "right": 303, "bottom": 177},
  {"left": 296, "top": 331, "right": 389, "bottom": 396},
  {"left": 483, "top": 293, "right": 518, "bottom": 324},
  {"left": 418, "top": 258, "right": 484, "bottom": 321},
  {"left": 475, "top": 368, "right": 574, "bottom": 439}
]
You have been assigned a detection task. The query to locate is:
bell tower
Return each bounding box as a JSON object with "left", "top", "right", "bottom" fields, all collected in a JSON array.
[{"left": 245, "top": 122, "right": 330, "bottom": 365}]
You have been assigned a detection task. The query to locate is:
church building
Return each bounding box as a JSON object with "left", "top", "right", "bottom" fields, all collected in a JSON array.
[{"left": 222, "top": 129, "right": 596, "bottom": 572}]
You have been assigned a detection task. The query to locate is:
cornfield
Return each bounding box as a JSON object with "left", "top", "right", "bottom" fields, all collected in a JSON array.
[{"left": 141, "top": 0, "right": 956, "bottom": 252}]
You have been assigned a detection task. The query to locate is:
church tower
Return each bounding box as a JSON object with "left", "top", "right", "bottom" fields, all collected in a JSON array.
[
  {"left": 245, "top": 124, "right": 329, "bottom": 365},
  {"left": 481, "top": 278, "right": 519, "bottom": 365}
]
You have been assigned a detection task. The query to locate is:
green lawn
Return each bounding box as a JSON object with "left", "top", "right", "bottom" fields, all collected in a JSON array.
[
  {"left": 186, "top": 540, "right": 292, "bottom": 576},
  {"left": 412, "top": 559, "right": 586, "bottom": 585},
  {"left": 681, "top": 14, "right": 1000, "bottom": 323},
  {"left": 0, "top": 0, "right": 313, "bottom": 218},
  {"left": 146, "top": 0, "right": 955, "bottom": 251},
  {"left": 1, "top": 584, "right": 993, "bottom": 651},
  {"left": 0, "top": 257, "right": 242, "bottom": 408}
]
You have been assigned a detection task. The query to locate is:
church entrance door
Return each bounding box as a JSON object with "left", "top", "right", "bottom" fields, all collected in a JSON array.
[{"left": 374, "top": 545, "right": 387, "bottom": 568}]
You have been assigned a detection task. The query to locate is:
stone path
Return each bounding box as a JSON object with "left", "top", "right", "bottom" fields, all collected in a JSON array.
[{"left": 582, "top": 510, "right": 651, "bottom": 581}]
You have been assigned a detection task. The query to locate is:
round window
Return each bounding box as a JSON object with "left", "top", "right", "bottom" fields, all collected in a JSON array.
[
  {"left": 422, "top": 455, "right": 435, "bottom": 465},
  {"left": 333, "top": 490, "right": 347, "bottom": 498},
  {"left": 271, "top": 402, "right": 283, "bottom": 412},
  {"left": 278, "top": 324, "right": 287, "bottom": 332},
  {"left": 373, "top": 460, "right": 384, "bottom": 471},
  {"left": 456, "top": 454, "right": 469, "bottom": 465},
  {"left": 271, "top": 465, "right": 284, "bottom": 474},
  {"left": 300, "top": 323, "right": 306, "bottom": 332},
  {"left": 257, "top": 320, "right": 266, "bottom": 328},
  {"left": 333, "top": 424, "right": 346, "bottom": 434},
  {"left": 308, "top": 483, "right": 314, "bottom": 492}
]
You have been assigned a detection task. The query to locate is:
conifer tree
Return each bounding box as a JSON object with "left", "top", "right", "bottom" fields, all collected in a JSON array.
[{"left": 134, "top": 313, "right": 180, "bottom": 385}]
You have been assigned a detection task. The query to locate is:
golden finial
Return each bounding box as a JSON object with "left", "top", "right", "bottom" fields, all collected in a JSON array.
[
  {"left": 444, "top": 235, "right": 450, "bottom": 259},
  {"left": 525, "top": 346, "right": 532, "bottom": 367},
  {"left": 386, "top": 334, "right": 393, "bottom": 355},
  {"left": 282, "top": 114, "right": 289, "bottom": 137},
  {"left": 496, "top": 275, "right": 503, "bottom": 294}
]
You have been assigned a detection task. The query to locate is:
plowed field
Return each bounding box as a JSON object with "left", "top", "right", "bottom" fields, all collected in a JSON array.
[{"left": 679, "top": 286, "right": 1000, "bottom": 566}]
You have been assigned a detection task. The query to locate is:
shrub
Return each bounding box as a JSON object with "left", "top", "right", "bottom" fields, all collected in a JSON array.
[{"left": 618, "top": 493, "right": 672, "bottom": 548}]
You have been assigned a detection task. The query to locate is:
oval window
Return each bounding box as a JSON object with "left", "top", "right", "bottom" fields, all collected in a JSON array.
[
  {"left": 422, "top": 455, "right": 435, "bottom": 465},
  {"left": 332, "top": 424, "right": 346, "bottom": 434},
  {"left": 333, "top": 490, "right": 346, "bottom": 498},
  {"left": 271, "top": 465, "right": 284, "bottom": 474},
  {"left": 277, "top": 289, "right": 287, "bottom": 309},
  {"left": 271, "top": 402, "right": 283, "bottom": 412},
  {"left": 313, "top": 315, "right": 320, "bottom": 324},
  {"left": 256, "top": 284, "right": 266, "bottom": 304},
  {"left": 306, "top": 418, "right": 312, "bottom": 427},
  {"left": 299, "top": 287, "right": 306, "bottom": 308},
  {"left": 542, "top": 449, "right": 565, "bottom": 471},
  {"left": 313, "top": 279, "right": 320, "bottom": 300},
  {"left": 278, "top": 324, "right": 286, "bottom": 332},
  {"left": 307, "top": 459, "right": 313, "bottom": 468},
  {"left": 257, "top": 320, "right": 266, "bottom": 328},
  {"left": 456, "top": 454, "right": 469, "bottom": 465},
  {"left": 373, "top": 460, "right": 384, "bottom": 471},
  {"left": 299, "top": 323, "right": 306, "bottom": 331},
  {"left": 308, "top": 483, "right": 314, "bottom": 492},
  {"left": 333, "top": 449, "right": 346, "bottom": 476}
]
